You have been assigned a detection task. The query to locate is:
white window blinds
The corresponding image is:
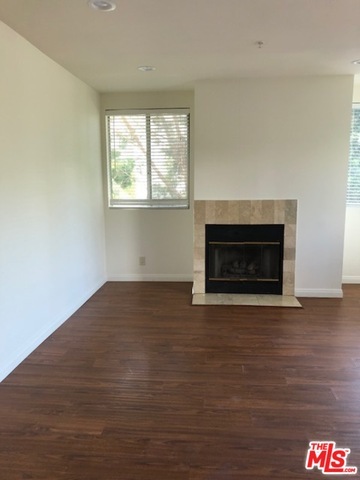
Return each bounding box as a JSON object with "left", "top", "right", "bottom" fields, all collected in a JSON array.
[
  {"left": 347, "top": 104, "right": 360, "bottom": 205},
  {"left": 106, "top": 109, "right": 190, "bottom": 208}
]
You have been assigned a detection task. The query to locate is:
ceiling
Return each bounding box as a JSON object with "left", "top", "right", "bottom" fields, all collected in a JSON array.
[{"left": 1, "top": 0, "right": 360, "bottom": 92}]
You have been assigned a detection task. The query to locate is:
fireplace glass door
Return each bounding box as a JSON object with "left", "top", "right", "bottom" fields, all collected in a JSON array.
[
  {"left": 208, "top": 242, "right": 280, "bottom": 281},
  {"left": 206, "top": 224, "right": 284, "bottom": 294}
]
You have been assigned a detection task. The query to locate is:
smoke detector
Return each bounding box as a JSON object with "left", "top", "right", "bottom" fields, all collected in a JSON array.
[
  {"left": 88, "top": 1, "right": 116, "bottom": 12},
  {"left": 138, "top": 66, "right": 156, "bottom": 72}
]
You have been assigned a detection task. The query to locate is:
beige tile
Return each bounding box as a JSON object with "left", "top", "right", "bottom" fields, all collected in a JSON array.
[
  {"left": 251, "top": 201, "right": 262, "bottom": 224},
  {"left": 193, "top": 273, "right": 205, "bottom": 294},
  {"left": 283, "top": 271, "right": 294, "bottom": 284},
  {"left": 284, "top": 235, "right": 296, "bottom": 249},
  {"left": 285, "top": 223, "right": 297, "bottom": 237},
  {"left": 194, "top": 246, "right": 204, "bottom": 262},
  {"left": 192, "top": 293, "right": 301, "bottom": 307},
  {"left": 283, "top": 283, "right": 295, "bottom": 296},
  {"left": 283, "top": 271, "right": 295, "bottom": 296},
  {"left": 283, "top": 259, "right": 295, "bottom": 273},
  {"left": 261, "top": 200, "right": 275, "bottom": 223},
  {"left": 194, "top": 224, "right": 205, "bottom": 249},
  {"left": 284, "top": 247, "right": 296, "bottom": 261},
  {"left": 232, "top": 294, "right": 260, "bottom": 306},
  {"left": 238, "top": 201, "right": 251, "bottom": 224},
  {"left": 285, "top": 199, "right": 297, "bottom": 224},
  {"left": 194, "top": 256, "right": 205, "bottom": 273},
  {"left": 194, "top": 201, "right": 206, "bottom": 226},
  {"left": 257, "top": 295, "right": 301, "bottom": 307},
  {"left": 228, "top": 201, "right": 240, "bottom": 224},
  {"left": 197, "top": 281, "right": 205, "bottom": 294},
  {"left": 274, "top": 200, "right": 286, "bottom": 224},
  {"left": 205, "top": 200, "right": 216, "bottom": 224},
  {"left": 215, "top": 201, "right": 229, "bottom": 223},
  {"left": 192, "top": 293, "right": 208, "bottom": 305}
]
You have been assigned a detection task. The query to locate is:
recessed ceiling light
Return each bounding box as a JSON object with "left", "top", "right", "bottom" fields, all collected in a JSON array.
[
  {"left": 88, "top": 0, "right": 116, "bottom": 11},
  {"left": 138, "top": 66, "right": 156, "bottom": 72},
  {"left": 351, "top": 59, "right": 360, "bottom": 65}
]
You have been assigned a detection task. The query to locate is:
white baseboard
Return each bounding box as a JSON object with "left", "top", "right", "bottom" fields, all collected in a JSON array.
[
  {"left": 295, "top": 288, "right": 343, "bottom": 298},
  {"left": 107, "top": 278, "right": 345, "bottom": 297},
  {"left": 0, "top": 277, "right": 107, "bottom": 383},
  {"left": 342, "top": 276, "right": 360, "bottom": 284},
  {"left": 107, "top": 274, "right": 193, "bottom": 282}
]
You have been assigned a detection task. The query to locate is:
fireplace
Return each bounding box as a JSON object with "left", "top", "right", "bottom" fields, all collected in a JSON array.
[
  {"left": 193, "top": 200, "right": 297, "bottom": 298},
  {"left": 206, "top": 224, "right": 284, "bottom": 294}
]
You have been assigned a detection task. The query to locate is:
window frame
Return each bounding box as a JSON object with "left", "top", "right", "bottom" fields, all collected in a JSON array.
[
  {"left": 105, "top": 108, "right": 190, "bottom": 209},
  {"left": 346, "top": 102, "right": 360, "bottom": 206}
]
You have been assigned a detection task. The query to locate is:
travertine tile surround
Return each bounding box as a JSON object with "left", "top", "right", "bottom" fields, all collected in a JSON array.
[{"left": 193, "top": 200, "right": 297, "bottom": 296}]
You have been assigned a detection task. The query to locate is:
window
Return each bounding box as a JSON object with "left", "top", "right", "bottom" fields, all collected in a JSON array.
[
  {"left": 347, "top": 103, "right": 360, "bottom": 205},
  {"left": 106, "top": 108, "right": 190, "bottom": 208}
]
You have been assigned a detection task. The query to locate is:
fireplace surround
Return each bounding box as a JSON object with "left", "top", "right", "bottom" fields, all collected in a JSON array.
[{"left": 193, "top": 200, "right": 297, "bottom": 298}]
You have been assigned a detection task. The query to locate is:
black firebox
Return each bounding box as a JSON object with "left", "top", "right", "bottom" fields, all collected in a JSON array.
[{"left": 205, "top": 224, "right": 284, "bottom": 294}]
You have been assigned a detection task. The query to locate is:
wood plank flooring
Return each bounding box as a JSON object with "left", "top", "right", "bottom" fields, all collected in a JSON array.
[{"left": 1, "top": 282, "right": 360, "bottom": 479}]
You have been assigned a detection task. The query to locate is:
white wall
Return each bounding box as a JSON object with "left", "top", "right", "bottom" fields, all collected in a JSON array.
[
  {"left": 0, "top": 21, "right": 106, "bottom": 381},
  {"left": 194, "top": 77, "right": 354, "bottom": 297},
  {"left": 343, "top": 81, "right": 360, "bottom": 283},
  {"left": 101, "top": 92, "right": 194, "bottom": 281}
]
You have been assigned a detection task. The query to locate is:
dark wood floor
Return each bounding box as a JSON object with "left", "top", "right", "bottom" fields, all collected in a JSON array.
[{"left": 1, "top": 283, "right": 360, "bottom": 479}]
